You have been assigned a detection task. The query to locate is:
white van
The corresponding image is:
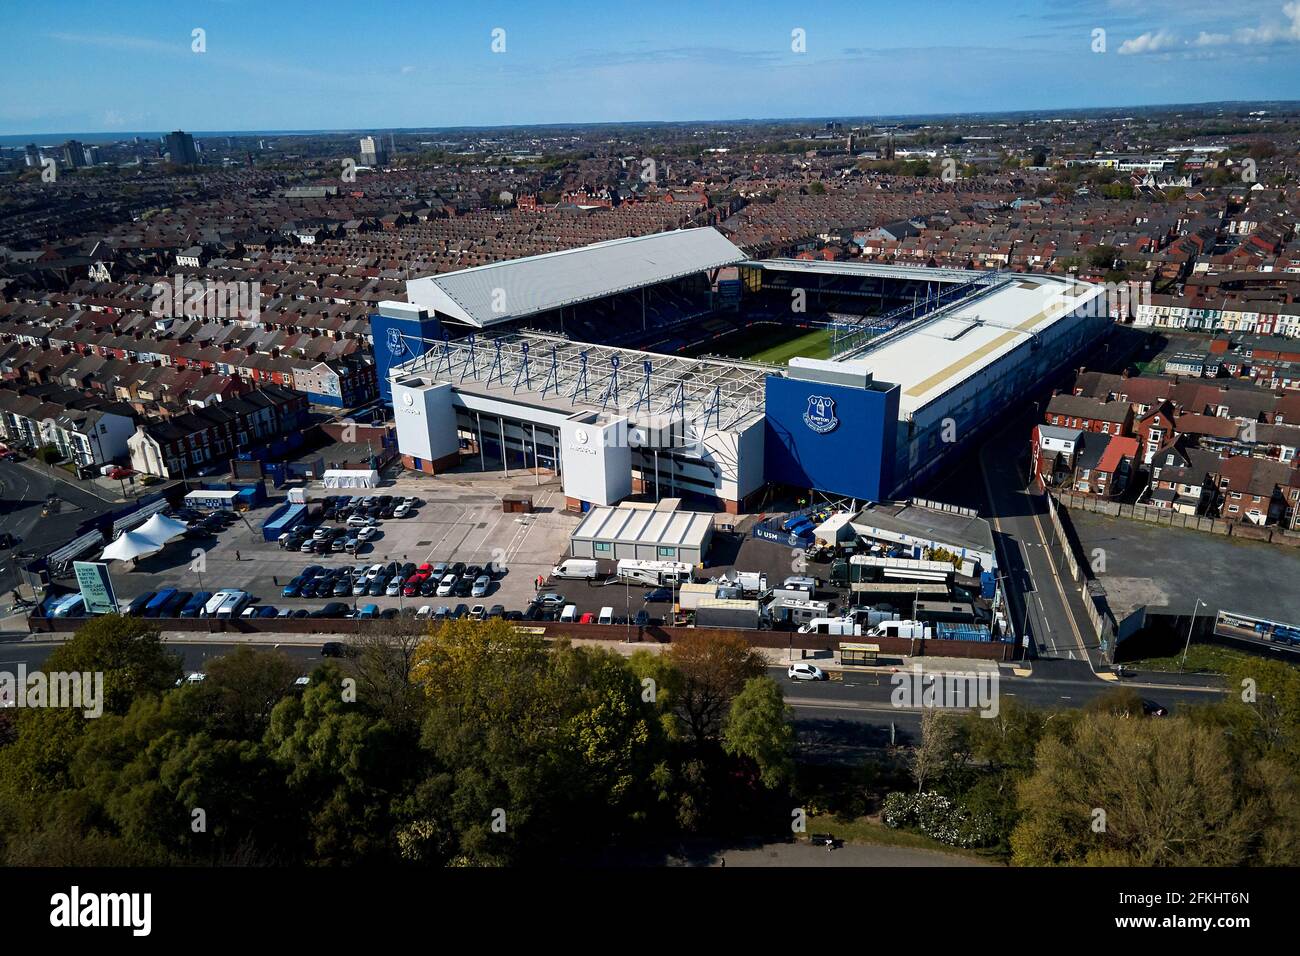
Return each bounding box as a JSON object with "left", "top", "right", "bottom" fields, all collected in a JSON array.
[
  {"left": 552, "top": 558, "right": 606, "bottom": 581},
  {"left": 598, "top": 606, "right": 614, "bottom": 625},
  {"left": 215, "top": 590, "right": 251, "bottom": 619},
  {"left": 559, "top": 603, "right": 578, "bottom": 623},
  {"left": 202, "top": 590, "right": 235, "bottom": 618},
  {"left": 798, "top": 617, "right": 862, "bottom": 636}
]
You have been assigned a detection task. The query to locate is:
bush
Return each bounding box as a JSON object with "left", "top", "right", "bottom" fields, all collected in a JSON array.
[{"left": 881, "top": 791, "right": 995, "bottom": 848}]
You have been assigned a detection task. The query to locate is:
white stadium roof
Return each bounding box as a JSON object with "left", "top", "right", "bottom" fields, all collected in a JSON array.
[
  {"left": 825, "top": 274, "right": 1105, "bottom": 417},
  {"left": 404, "top": 227, "right": 746, "bottom": 328}
]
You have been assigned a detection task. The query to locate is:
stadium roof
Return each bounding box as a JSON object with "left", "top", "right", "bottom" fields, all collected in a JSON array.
[
  {"left": 405, "top": 228, "right": 746, "bottom": 328},
  {"left": 391, "top": 330, "right": 772, "bottom": 431},
  {"left": 744, "top": 259, "right": 983, "bottom": 285},
  {"left": 825, "top": 274, "right": 1105, "bottom": 418}
]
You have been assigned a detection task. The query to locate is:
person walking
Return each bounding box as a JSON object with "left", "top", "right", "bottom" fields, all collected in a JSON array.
[
  {"left": 273, "top": 575, "right": 278, "bottom": 586},
  {"left": 235, "top": 550, "right": 241, "bottom": 562}
]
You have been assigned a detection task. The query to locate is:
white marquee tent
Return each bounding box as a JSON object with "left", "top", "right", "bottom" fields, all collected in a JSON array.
[
  {"left": 100, "top": 530, "right": 164, "bottom": 563},
  {"left": 321, "top": 468, "right": 381, "bottom": 489},
  {"left": 134, "top": 513, "right": 190, "bottom": 544}
]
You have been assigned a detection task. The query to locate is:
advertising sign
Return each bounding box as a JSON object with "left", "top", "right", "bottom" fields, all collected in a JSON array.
[{"left": 73, "top": 561, "right": 118, "bottom": 615}]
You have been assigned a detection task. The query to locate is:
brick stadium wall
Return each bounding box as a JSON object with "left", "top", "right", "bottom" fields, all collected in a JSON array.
[{"left": 27, "top": 616, "right": 1014, "bottom": 660}]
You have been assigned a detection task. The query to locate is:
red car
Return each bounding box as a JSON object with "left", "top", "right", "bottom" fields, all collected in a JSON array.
[{"left": 106, "top": 466, "right": 135, "bottom": 480}]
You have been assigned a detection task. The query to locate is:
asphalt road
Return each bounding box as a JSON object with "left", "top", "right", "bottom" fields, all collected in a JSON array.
[{"left": 0, "top": 460, "right": 118, "bottom": 597}]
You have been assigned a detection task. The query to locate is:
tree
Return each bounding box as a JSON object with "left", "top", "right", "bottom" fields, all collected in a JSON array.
[
  {"left": 911, "top": 709, "right": 960, "bottom": 793},
  {"left": 666, "top": 631, "right": 766, "bottom": 745},
  {"left": 350, "top": 619, "right": 431, "bottom": 732},
  {"left": 44, "top": 614, "right": 181, "bottom": 715},
  {"left": 722, "top": 677, "right": 794, "bottom": 790},
  {"left": 181, "top": 645, "right": 300, "bottom": 739},
  {"left": 1011, "top": 712, "right": 1298, "bottom": 866}
]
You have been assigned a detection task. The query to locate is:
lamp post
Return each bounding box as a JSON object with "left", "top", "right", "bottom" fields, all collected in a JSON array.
[{"left": 1181, "top": 598, "right": 1206, "bottom": 669}]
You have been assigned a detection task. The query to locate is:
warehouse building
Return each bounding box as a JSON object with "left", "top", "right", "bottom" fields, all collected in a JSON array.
[{"left": 569, "top": 502, "right": 714, "bottom": 564}]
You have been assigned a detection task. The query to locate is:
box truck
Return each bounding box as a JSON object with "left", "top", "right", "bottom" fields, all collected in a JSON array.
[
  {"left": 695, "top": 598, "right": 763, "bottom": 630},
  {"left": 798, "top": 617, "right": 863, "bottom": 636},
  {"left": 675, "top": 582, "right": 717, "bottom": 610}
]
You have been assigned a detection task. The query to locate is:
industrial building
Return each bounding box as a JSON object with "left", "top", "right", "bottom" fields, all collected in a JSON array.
[
  {"left": 383, "top": 228, "right": 1110, "bottom": 513},
  {"left": 569, "top": 502, "right": 715, "bottom": 564}
]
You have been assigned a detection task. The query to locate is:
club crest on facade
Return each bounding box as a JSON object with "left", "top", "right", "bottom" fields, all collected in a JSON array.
[
  {"left": 803, "top": 395, "right": 838, "bottom": 434},
  {"left": 386, "top": 328, "right": 406, "bottom": 357}
]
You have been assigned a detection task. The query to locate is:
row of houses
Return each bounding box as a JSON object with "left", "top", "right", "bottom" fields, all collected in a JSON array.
[
  {"left": 1033, "top": 370, "right": 1300, "bottom": 528},
  {"left": 0, "top": 377, "right": 309, "bottom": 479}
]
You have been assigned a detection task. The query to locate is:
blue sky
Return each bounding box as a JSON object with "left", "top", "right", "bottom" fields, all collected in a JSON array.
[{"left": 4, "top": 0, "right": 1300, "bottom": 135}]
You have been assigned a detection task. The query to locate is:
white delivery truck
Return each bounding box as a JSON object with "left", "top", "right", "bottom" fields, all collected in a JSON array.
[
  {"left": 717, "top": 570, "right": 767, "bottom": 596},
  {"left": 551, "top": 558, "right": 616, "bottom": 581},
  {"left": 616, "top": 559, "right": 694, "bottom": 587},
  {"left": 798, "top": 617, "right": 863, "bottom": 637},
  {"left": 869, "top": 619, "right": 933, "bottom": 640}
]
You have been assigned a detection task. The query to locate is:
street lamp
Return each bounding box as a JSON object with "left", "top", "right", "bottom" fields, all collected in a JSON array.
[{"left": 1181, "top": 598, "right": 1206, "bottom": 669}]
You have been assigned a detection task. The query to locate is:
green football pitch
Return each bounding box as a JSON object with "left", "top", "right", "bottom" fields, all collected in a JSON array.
[{"left": 682, "top": 325, "right": 836, "bottom": 364}]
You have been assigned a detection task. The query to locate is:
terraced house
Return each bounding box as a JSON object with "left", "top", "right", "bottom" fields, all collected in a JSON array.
[{"left": 126, "top": 383, "right": 307, "bottom": 479}]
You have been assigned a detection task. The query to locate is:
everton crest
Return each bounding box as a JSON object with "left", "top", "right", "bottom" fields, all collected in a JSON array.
[
  {"left": 803, "top": 395, "right": 838, "bottom": 434},
  {"left": 386, "top": 327, "right": 406, "bottom": 357}
]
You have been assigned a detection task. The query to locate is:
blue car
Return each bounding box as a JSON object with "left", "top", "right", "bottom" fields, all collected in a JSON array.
[
  {"left": 643, "top": 588, "right": 672, "bottom": 603},
  {"left": 281, "top": 582, "right": 302, "bottom": 598},
  {"left": 356, "top": 603, "right": 379, "bottom": 619}
]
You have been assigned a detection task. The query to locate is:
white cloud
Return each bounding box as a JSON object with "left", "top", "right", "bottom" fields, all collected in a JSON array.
[
  {"left": 1117, "top": 29, "right": 1180, "bottom": 54},
  {"left": 1121, "top": 3, "right": 1300, "bottom": 54}
]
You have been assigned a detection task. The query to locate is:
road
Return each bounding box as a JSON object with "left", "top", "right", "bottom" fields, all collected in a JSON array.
[
  {"left": 0, "top": 460, "right": 118, "bottom": 598},
  {"left": 0, "top": 637, "right": 1222, "bottom": 743}
]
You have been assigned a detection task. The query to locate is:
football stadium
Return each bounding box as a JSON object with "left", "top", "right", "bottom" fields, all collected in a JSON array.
[{"left": 379, "top": 227, "right": 1109, "bottom": 513}]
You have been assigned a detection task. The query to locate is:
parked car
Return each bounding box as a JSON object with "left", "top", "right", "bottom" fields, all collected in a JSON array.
[
  {"left": 436, "top": 573, "right": 458, "bottom": 598},
  {"left": 385, "top": 578, "right": 404, "bottom": 596},
  {"left": 470, "top": 604, "right": 486, "bottom": 620},
  {"left": 415, "top": 605, "right": 433, "bottom": 619},
  {"left": 452, "top": 604, "right": 470, "bottom": 619},
  {"left": 312, "top": 603, "right": 350, "bottom": 619},
  {"left": 487, "top": 604, "right": 505, "bottom": 619},
  {"left": 470, "top": 574, "right": 491, "bottom": 598}
]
